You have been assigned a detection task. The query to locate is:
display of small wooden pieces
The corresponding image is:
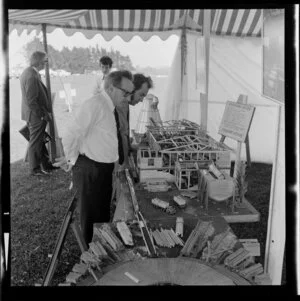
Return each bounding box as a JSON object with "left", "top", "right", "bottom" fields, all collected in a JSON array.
[
  {"left": 150, "top": 228, "right": 184, "bottom": 248},
  {"left": 151, "top": 198, "right": 177, "bottom": 215},
  {"left": 80, "top": 251, "right": 101, "bottom": 265},
  {"left": 224, "top": 247, "right": 251, "bottom": 268},
  {"left": 72, "top": 263, "right": 88, "bottom": 275},
  {"left": 254, "top": 273, "right": 272, "bottom": 285},
  {"left": 208, "top": 228, "right": 238, "bottom": 263},
  {"left": 66, "top": 272, "right": 82, "bottom": 284},
  {"left": 116, "top": 221, "right": 134, "bottom": 246},
  {"left": 180, "top": 220, "right": 214, "bottom": 257},
  {"left": 124, "top": 272, "right": 140, "bottom": 283},
  {"left": 239, "top": 239, "right": 260, "bottom": 256},
  {"left": 175, "top": 217, "right": 184, "bottom": 237},
  {"left": 99, "top": 224, "right": 125, "bottom": 251},
  {"left": 180, "top": 190, "right": 198, "bottom": 199},
  {"left": 173, "top": 195, "right": 187, "bottom": 208},
  {"left": 145, "top": 179, "right": 171, "bottom": 192},
  {"left": 239, "top": 263, "right": 264, "bottom": 280}
]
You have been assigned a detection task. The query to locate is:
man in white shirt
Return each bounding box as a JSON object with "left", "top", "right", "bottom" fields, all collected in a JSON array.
[
  {"left": 54, "top": 70, "right": 134, "bottom": 245},
  {"left": 92, "top": 56, "right": 113, "bottom": 95}
]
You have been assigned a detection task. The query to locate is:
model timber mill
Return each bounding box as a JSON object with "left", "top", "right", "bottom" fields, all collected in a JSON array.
[{"left": 7, "top": 8, "right": 287, "bottom": 286}]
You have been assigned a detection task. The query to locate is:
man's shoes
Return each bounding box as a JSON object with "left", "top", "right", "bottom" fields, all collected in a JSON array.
[
  {"left": 42, "top": 164, "right": 60, "bottom": 171},
  {"left": 30, "top": 169, "right": 50, "bottom": 176}
]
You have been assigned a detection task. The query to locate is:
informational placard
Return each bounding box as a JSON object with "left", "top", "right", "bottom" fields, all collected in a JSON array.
[
  {"left": 218, "top": 101, "right": 255, "bottom": 142},
  {"left": 262, "top": 9, "right": 284, "bottom": 104}
]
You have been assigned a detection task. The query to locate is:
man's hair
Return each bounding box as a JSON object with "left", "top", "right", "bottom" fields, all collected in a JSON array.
[
  {"left": 133, "top": 73, "right": 154, "bottom": 91},
  {"left": 30, "top": 51, "right": 46, "bottom": 67},
  {"left": 99, "top": 56, "right": 113, "bottom": 67},
  {"left": 104, "top": 70, "right": 133, "bottom": 90}
]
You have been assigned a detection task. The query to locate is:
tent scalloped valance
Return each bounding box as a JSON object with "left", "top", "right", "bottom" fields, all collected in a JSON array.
[{"left": 8, "top": 9, "right": 262, "bottom": 39}]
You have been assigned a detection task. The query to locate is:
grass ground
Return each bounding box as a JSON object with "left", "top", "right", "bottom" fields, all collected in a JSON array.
[{"left": 10, "top": 159, "right": 285, "bottom": 286}]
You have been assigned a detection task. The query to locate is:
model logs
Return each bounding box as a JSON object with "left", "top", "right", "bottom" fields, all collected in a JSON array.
[{"left": 151, "top": 198, "right": 176, "bottom": 215}]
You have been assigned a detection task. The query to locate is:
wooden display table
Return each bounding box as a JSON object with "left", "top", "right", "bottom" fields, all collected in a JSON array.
[{"left": 113, "top": 171, "right": 260, "bottom": 224}]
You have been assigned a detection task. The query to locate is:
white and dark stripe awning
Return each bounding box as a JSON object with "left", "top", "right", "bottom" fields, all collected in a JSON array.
[{"left": 8, "top": 9, "right": 262, "bottom": 40}]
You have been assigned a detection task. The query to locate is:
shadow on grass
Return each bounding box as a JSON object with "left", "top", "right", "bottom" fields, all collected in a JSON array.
[{"left": 10, "top": 160, "right": 81, "bottom": 286}]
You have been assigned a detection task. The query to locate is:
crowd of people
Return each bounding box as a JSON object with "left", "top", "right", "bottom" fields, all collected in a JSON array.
[{"left": 20, "top": 51, "right": 153, "bottom": 244}]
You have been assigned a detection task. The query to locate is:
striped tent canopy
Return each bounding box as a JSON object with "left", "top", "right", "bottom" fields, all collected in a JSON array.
[{"left": 8, "top": 9, "right": 262, "bottom": 41}]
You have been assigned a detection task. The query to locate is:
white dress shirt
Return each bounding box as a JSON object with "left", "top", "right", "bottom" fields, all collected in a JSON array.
[
  {"left": 92, "top": 74, "right": 105, "bottom": 95},
  {"left": 62, "top": 90, "right": 118, "bottom": 165}
]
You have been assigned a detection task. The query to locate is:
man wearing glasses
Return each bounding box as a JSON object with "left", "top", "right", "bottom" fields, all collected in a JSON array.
[
  {"left": 20, "top": 51, "right": 53, "bottom": 176},
  {"left": 54, "top": 70, "right": 134, "bottom": 245},
  {"left": 116, "top": 73, "right": 153, "bottom": 170}
]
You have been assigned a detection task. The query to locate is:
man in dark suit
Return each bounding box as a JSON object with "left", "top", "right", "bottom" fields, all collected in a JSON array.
[{"left": 20, "top": 51, "right": 53, "bottom": 176}]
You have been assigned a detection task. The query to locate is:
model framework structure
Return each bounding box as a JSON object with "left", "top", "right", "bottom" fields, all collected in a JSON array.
[{"left": 137, "top": 119, "right": 233, "bottom": 171}]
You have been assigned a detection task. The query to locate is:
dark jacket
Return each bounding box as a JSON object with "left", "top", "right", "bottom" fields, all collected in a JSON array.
[{"left": 20, "top": 66, "right": 51, "bottom": 122}]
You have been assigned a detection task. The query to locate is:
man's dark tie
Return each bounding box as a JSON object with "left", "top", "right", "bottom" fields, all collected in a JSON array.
[{"left": 114, "top": 109, "right": 124, "bottom": 165}]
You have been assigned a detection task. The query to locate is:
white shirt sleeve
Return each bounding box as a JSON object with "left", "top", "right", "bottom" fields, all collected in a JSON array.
[
  {"left": 92, "top": 76, "right": 104, "bottom": 95},
  {"left": 62, "top": 99, "right": 100, "bottom": 165}
]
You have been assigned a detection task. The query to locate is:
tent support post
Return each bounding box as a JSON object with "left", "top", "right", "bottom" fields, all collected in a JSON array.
[
  {"left": 201, "top": 9, "right": 211, "bottom": 132},
  {"left": 264, "top": 105, "right": 285, "bottom": 284},
  {"left": 42, "top": 23, "right": 56, "bottom": 162}
]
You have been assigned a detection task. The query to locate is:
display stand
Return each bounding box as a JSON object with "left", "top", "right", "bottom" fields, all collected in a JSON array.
[
  {"left": 42, "top": 194, "right": 88, "bottom": 286},
  {"left": 218, "top": 95, "right": 255, "bottom": 177}
]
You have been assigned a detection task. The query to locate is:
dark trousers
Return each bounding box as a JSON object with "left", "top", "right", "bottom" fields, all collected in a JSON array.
[
  {"left": 27, "top": 118, "right": 48, "bottom": 172},
  {"left": 72, "top": 155, "right": 115, "bottom": 245}
]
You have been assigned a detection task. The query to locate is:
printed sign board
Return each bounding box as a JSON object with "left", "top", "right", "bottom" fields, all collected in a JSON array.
[{"left": 218, "top": 101, "right": 255, "bottom": 142}]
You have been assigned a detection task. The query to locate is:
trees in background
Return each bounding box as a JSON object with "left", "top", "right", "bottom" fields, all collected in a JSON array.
[{"left": 23, "top": 37, "right": 135, "bottom": 74}]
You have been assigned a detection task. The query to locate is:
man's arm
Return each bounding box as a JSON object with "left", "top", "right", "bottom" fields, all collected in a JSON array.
[
  {"left": 62, "top": 99, "right": 100, "bottom": 167},
  {"left": 92, "top": 76, "right": 102, "bottom": 95},
  {"left": 24, "top": 75, "right": 45, "bottom": 118},
  {"left": 120, "top": 131, "right": 130, "bottom": 168}
]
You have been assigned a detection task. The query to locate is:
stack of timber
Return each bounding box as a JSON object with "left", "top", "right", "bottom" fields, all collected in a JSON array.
[
  {"left": 224, "top": 247, "right": 251, "bottom": 268},
  {"left": 150, "top": 228, "right": 184, "bottom": 248},
  {"left": 145, "top": 179, "right": 171, "bottom": 192},
  {"left": 180, "top": 190, "right": 198, "bottom": 199},
  {"left": 173, "top": 195, "right": 187, "bottom": 208},
  {"left": 180, "top": 220, "right": 215, "bottom": 258},
  {"left": 151, "top": 198, "right": 177, "bottom": 215},
  {"left": 94, "top": 224, "right": 125, "bottom": 252},
  {"left": 116, "top": 221, "right": 134, "bottom": 246},
  {"left": 201, "top": 226, "right": 238, "bottom": 264}
]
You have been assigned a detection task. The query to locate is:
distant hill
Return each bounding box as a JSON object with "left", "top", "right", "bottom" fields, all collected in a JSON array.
[{"left": 134, "top": 65, "right": 170, "bottom": 76}]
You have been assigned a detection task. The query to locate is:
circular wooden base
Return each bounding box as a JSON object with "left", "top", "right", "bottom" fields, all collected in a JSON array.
[{"left": 93, "top": 258, "right": 235, "bottom": 286}]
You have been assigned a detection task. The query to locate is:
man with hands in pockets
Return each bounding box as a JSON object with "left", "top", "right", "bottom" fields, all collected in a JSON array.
[{"left": 54, "top": 70, "right": 134, "bottom": 245}]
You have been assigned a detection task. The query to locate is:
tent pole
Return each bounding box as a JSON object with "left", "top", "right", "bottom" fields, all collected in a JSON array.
[
  {"left": 42, "top": 23, "right": 56, "bottom": 162},
  {"left": 264, "top": 105, "right": 285, "bottom": 284},
  {"left": 200, "top": 9, "right": 211, "bottom": 132},
  {"left": 178, "top": 10, "right": 188, "bottom": 120}
]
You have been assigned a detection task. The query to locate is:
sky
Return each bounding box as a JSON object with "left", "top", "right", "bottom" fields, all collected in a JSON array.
[{"left": 8, "top": 28, "right": 180, "bottom": 70}]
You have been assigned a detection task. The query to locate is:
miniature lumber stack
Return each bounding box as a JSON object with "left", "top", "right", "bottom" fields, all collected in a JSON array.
[
  {"left": 180, "top": 220, "right": 214, "bottom": 257},
  {"left": 145, "top": 179, "right": 171, "bottom": 192},
  {"left": 116, "top": 221, "right": 134, "bottom": 246},
  {"left": 173, "top": 195, "right": 187, "bottom": 208},
  {"left": 238, "top": 263, "right": 264, "bottom": 280},
  {"left": 95, "top": 224, "right": 125, "bottom": 252},
  {"left": 203, "top": 227, "right": 238, "bottom": 264},
  {"left": 150, "top": 228, "right": 184, "bottom": 248},
  {"left": 224, "top": 247, "right": 251, "bottom": 269},
  {"left": 180, "top": 190, "right": 198, "bottom": 199}
]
